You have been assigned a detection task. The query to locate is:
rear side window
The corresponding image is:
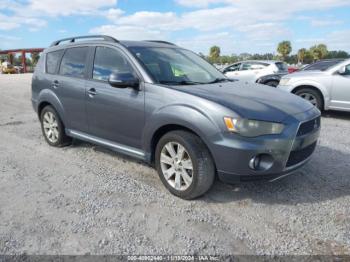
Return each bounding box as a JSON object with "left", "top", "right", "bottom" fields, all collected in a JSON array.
[
  {"left": 275, "top": 62, "right": 288, "bottom": 72},
  {"left": 59, "top": 47, "right": 89, "bottom": 78},
  {"left": 93, "top": 47, "right": 133, "bottom": 81},
  {"left": 46, "top": 50, "right": 64, "bottom": 74},
  {"left": 303, "top": 60, "right": 343, "bottom": 71}
]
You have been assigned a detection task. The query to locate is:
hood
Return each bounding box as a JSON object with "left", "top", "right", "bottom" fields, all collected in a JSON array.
[
  {"left": 284, "top": 70, "right": 326, "bottom": 78},
  {"left": 170, "top": 81, "right": 313, "bottom": 122}
]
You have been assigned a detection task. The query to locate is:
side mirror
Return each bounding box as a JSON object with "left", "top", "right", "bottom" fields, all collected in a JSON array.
[
  {"left": 108, "top": 72, "right": 140, "bottom": 89},
  {"left": 337, "top": 66, "right": 346, "bottom": 75}
]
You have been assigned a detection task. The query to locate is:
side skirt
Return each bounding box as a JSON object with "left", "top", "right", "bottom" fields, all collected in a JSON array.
[{"left": 66, "top": 129, "right": 147, "bottom": 161}]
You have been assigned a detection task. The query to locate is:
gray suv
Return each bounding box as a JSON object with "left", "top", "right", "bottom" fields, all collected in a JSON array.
[{"left": 32, "top": 35, "right": 321, "bottom": 199}]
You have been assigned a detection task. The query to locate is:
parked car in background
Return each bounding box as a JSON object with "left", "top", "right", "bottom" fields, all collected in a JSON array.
[
  {"left": 32, "top": 35, "right": 321, "bottom": 199},
  {"left": 0, "top": 61, "right": 16, "bottom": 74},
  {"left": 222, "top": 60, "right": 288, "bottom": 83},
  {"left": 256, "top": 73, "right": 287, "bottom": 87},
  {"left": 278, "top": 58, "right": 350, "bottom": 112},
  {"left": 288, "top": 66, "right": 299, "bottom": 74}
]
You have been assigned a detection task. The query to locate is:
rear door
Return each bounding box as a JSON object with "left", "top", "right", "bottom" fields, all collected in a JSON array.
[
  {"left": 85, "top": 46, "right": 145, "bottom": 149},
  {"left": 54, "top": 47, "right": 90, "bottom": 132},
  {"left": 330, "top": 63, "right": 350, "bottom": 110},
  {"left": 238, "top": 62, "right": 264, "bottom": 82}
]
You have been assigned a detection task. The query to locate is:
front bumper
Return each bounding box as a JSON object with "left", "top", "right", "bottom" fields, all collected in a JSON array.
[{"left": 209, "top": 107, "right": 321, "bottom": 183}]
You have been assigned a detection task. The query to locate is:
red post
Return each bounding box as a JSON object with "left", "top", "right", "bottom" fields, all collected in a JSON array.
[{"left": 22, "top": 50, "right": 26, "bottom": 73}]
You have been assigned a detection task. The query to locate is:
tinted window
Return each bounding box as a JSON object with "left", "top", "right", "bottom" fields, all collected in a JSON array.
[
  {"left": 275, "top": 62, "right": 288, "bottom": 72},
  {"left": 241, "top": 63, "right": 253, "bottom": 70},
  {"left": 46, "top": 50, "right": 64, "bottom": 74},
  {"left": 59, "top": 47, "right": 88, "bottom": 78},
  {"left": 225, "top": 63, "right": 241, "bottom": 72},
  {"left": 303, "top": 60, "right": 344, "bottom": 71},
  {"left": 93, "top": 47, "right": 133, "bottom": 81},
  {"left": 344, "top": 64, "right": 350, "bottom": 75}
]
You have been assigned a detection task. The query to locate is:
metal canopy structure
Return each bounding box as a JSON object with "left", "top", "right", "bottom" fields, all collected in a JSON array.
[{"left": 0, "top": 48, "right": 44, "bottom": 73}]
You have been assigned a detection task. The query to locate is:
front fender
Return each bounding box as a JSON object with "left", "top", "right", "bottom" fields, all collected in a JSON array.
[
  {"left": 37, "top": 89, "right": 67, "bottom": 126},
  {"left": 143, "top": 104, "right": 222, "bottom": 156}
]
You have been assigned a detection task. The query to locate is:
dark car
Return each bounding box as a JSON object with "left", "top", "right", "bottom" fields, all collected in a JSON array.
[
  {"left": 256, "top": 72, "right": 287, "bottom": 87},
  {"left": 31, "top": 35, "right": 321, "bottom": 199}
]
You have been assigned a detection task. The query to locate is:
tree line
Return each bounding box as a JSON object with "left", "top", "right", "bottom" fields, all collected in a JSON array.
[{"left": 206, "top": 41, "right": 350, "bottom": 65}]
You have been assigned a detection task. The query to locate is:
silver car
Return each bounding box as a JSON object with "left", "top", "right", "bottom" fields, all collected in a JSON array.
[
  {"left": 278, "top": 59, "right": 350, "bottom": 112},
  {"left": 222, "top": 60, "right": 288, "bottom": 83}
]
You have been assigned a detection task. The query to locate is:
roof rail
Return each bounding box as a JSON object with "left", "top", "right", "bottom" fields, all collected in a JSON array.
[
  {"left": 50, "top": 35, "right": 119, "bottom": 47},
  {"left": 146, "top": 40, "right": 177, "bottom": 46}
]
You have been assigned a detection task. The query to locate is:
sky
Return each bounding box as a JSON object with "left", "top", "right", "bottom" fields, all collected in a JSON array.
[{"left": 0, "top": 0, "right": 350, "bottom": 55}]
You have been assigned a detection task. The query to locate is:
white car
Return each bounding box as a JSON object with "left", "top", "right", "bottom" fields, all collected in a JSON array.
[
  {"left": 222, "top": 60, "right": 288, "bottom": 83},
  {"left": 277, "top": 59, "right": 350, "bottom": 112}
]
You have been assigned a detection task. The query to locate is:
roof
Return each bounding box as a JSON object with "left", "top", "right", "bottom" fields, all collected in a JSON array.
[
  {"left": 46, "top": 35, "right": 178, "bottom": 51},
  {"left": 242, "top": 60, "right": 283, "bottom": 64},
  {"left": 119, "top": 40, "right": 178, "bottom": 48}
]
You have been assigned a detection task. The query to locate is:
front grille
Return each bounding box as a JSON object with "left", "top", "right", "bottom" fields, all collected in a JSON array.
[
  {"left": 286, "top": 142, "right": 317, "bottom": 167},
  {"left": 297, "top": 117, "right": 320, "bottom": 136}
]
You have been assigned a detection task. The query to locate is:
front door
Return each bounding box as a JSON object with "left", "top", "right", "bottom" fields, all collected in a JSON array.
[
  {"left": 85, "top": 46, "right": 145, "bottom": 149},
  {"left": 330, "top": 64, "right": 350, "bottom": 110}
]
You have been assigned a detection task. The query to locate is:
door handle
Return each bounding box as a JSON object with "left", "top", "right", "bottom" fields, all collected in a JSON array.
[
  {"left": 52, "top": 80, "right": 59, "bottom": 89},
  {"left": 88, "top": 88, "right": 97, "bottom": 97}
]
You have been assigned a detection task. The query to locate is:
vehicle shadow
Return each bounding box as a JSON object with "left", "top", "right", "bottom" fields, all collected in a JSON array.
[
  {"left": 70, "top": 139, "right": 150, "bottom": 167},
  {"left": 203, "top": 145, "right": 350, "bottom": 205},
  {"left": 70, "top": 139, "right": 350, "bottom": 205},
  {"left": 322, "top": 110, "right": 350, "bottom": 120}
]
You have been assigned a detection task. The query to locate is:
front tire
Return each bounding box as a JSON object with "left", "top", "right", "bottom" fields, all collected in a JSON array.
[
  {"left": 40, "top": 105, "right": 72, "bottom": 147},
  {"left": 155, "top": 130, "right": 215, "bottom": 200},
  {"left": 295, "top": 88, "right": 323, "bottom": 110}
]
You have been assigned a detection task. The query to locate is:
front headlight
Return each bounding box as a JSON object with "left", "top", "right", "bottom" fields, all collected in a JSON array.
[
  {"left": 279, "top": 78, "right": 290, "bottom": 86},
  {"left": 224, "top": 117, "right": 285, "bottom": 137}
]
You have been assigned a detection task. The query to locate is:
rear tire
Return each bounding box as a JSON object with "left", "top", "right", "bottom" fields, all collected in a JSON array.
[
  {"left": 155, "top": 130, "right": 215, "bottom": 200},
  {"left": 40, "top": 105, "right": 72, "bottom": 147},
  {"left": 295, "top": 88, "right": 323, "bottom": 110}
]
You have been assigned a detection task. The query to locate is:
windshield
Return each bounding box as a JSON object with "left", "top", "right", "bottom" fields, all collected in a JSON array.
[
  {"left": 302, "top": 60, "right": 344, "bottom": 71},
  {"left": 129, "top": 47, "right": 227, "bottom": 85}
]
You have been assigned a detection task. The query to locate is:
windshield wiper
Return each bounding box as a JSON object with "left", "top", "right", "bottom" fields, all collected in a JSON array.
[
  {"left": 159, "top": 80, "right": 204, "bottom": 85},
  {"left": 207, "top": 78, "right": 233, "bottom": 84}
]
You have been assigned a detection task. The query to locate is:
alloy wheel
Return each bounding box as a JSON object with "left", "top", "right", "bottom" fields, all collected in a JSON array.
[
  {"left": 42, "top": 111, "right": 59, "bottom": 143},
  {"left": 160, "top": 142, "right": 194, "bottom": 191},
  {"left": 298, "top": 92, "right": 318, "bottom": 107}
]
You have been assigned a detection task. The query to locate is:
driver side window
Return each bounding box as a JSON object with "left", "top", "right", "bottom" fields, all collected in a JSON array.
[
  {"left": 345, "top": 64, "right": 350, "bottom": 76},
  {"left": 93, "top": 47, "right": 133, "bottom": 81},
  {"left": 226, "top": 63, "right": 241, "bottom": 72}
]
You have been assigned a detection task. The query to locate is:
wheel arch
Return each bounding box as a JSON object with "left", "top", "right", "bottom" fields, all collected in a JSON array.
[
  {"left": 37, "top": 89, "right": 67, "bottom": 126},
  {"left": 148, "top": 124, "right": 216, "bottom": 172},
  {"left": 291, "top": 85, "right": 325, "bottom": 110}
]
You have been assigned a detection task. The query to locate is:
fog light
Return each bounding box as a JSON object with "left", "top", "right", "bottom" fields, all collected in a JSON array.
[{"left": 249, "top": 154, "right": 274, "bottom": 171}]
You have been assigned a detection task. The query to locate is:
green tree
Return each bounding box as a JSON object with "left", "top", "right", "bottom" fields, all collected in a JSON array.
[
  {"left": 325, "top": 50, "right": 349, "bottom": 59},
  {"left": 297, "top": 48, "right": 307, "bottom": 64},
  {"left": 209, "top": 45, "right": 221, "bottom": 63},
  {"left": 31, "top": 52, "right": 40, "bottom": 66},
  {"left": 277, "top": 41, "right": 292, "bottom": 61},
  {"left": 310, "top": 44, "right": 328, "bottom": 61}
]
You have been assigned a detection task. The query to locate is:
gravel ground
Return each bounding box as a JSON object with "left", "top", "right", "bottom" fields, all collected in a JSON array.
[{"left": 0, "top": 73, "right": 349, "bottom": 256}]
